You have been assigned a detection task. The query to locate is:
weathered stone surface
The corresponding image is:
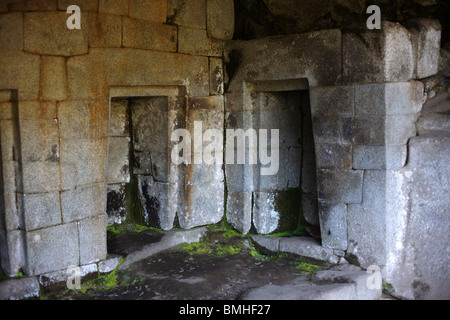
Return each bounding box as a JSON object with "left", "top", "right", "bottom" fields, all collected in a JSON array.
[
  {"left": 98, "top": 255, "right": 121, "bottom": 274},
  {"left": 278, "top": 236, "right": 339, "bottom": 264},
  {"left": 182, "top": 182, "right": 224, "bottom": 229},
  {"left": 88, "top": 12, "right": 122, "bottom": 48},
  {"left": 354, "top": 81, "right": 424, "bottom": 115},
  {"left": 178, "top": 26, "right": 223, "bottom": 57},
  {"left": 405, "top": 19, "right": 442, "bottom": 79},
  {"left": 78, "top": 215, "right": 107, "bottom": 265},
  {"left": 60, "top": 138, "right": 107, "bottom": 190},
  {"left": 167, "top": 0, "right": 205, "bottom": 28},
  {"left": 23, "top": 192, "right": 61, "bottom": 231},
  {"left": 18, "top": 100, "right": 56, "bottom": 120},
  {"left": 98, "top": 0, "right": 128, "bottom": 15},
  {"left": 58, "top": 100, "right": 109, "bottom": 140},
  {"left": 0, "top": 51, "right": 40, "bottom": 100},
  {"left": 109, "top": 99, "right": 129, "bottom": 137},
  {"left": 225, "top": 30, "right": 342, "bottom": 90},
  {"left": 24, "top": 11, "right": 88, "bottom": 56},
  {"left": 315, "top": 143, "right": 352, "bottom": 169},
  {"left": 106, "top": 183, "right": 127, "bottom": 226},
  {"left": 341, "top": 114, "right": 417, "bottom": 146},
  {"left": 343, "top": 21, "right": 414, "bottom": 84},
  {"left": 395, "top": 133, "right": 450, "bottom": 299},
  {"left": 9, "top": 0, "right": 57, "bottom": 11},
  {"left": 311, "top": 116, "right": 341, "bottom": 144},
  {"left": 206, "top": 0, "right": 234, "bottom": 40},
  {"left": 317, "top": 169, "right": 363, "bottom": 204},
  {"left": 226, "top": 191, "right": 252, "bottom": 234},
  {"left": 0, "top": 229, "right": 26, "bottom": 277},
  {"left": 138, "top": 175, "right": 174, "bottom": 230},
  {"left": 57, "top": 0, "right": 98, "bottom": 11},
  {"left": 0, "top": 277, "right": 40, "bottom": 300},
  {"left": 61, "top": 183, "right": 106, "bottom": 223},
  {"left": 318, "top": 201, "right": 347, "bottom": 250},
  {"left": 1, "top": 119, "right": 17, "bottom": 162},
  {"left": 22, "top": 161, "right": 60, "bottom": 193},
  {"left": 67, "top": 48, "right": 210, "bottom": 99},
  {"left": 129, "top": 0, "right": 167, "bottom": 23},
  {"left": 0, "top": 12, "right": 23, "bottom": 51},
  {"left": 310, "top": 85, "right": 354, "bottom": 117},
  {"left": 352, "top": 145, "right": 407, "bottom": 170},
  {"left": 347, "top": 170, "right": 388, "bottom": 269},
  {"left": 209, "top": 57, "right": 224, "bottom": 95},
  {"left": 19, "top": 118, "right": 59, "bottom": 163},
  {"left": 123, "top": 17, "right": 177, "bottom": 52},
  {"left": 25, "top": 222, "right": 79, "bottom": 275},
  {"left": 40, "top": 56, "right": 68, "bottom": 101},
  {"left": 107, "top": 136, "right": 130, "bottom": 184}
]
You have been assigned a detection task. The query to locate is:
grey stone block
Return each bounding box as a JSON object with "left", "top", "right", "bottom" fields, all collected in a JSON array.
[
  {"left": 40, "top": 56, "right": 68, "bottom": 101},
  {"left": 347, "top": 170, "right": 388, "bottom": 269},
  {"left": 138, "top": 175, "right": 183, "bottom": 230},
  {"left": 61, "top": 183, "right": 106, "bottom": 223},
  {"left": 343, "top": 21, "right": 414, "bottom": 84},
  {"left": 0, "top": 51, "right": 40, "bottom": 100},
  {"left": 22, "top": 161, "right": 60, "bottom": 193},
  {"left": 24, "top": 11, "right": 88, "bottom": 56},
  {"left": 109, "top": 99, "right": 129, "bottom": 137},
  {"left": 253, "top": 189, "right": 302, "bottom": 235},
  {"left": 209, "top": 57, "right": 224, "bottom": 95},
  {"left": 207, "top": 0, "right": 234, "bottom": 40},
  {"left": 226, "top": 191, "right": 252, "bottom": 234},
  {"left": 354, "top": 81, "right": 424, "bottom": 115},
  {"left": 78, "top": 215, "right": 107, "bottom": 265},
  {"left": 23, "top": 192, "right": 61, "bottom": 231},
  {"left": 341, "top": 114, "right": 417, "bottom": 146},
  {"left": 25, "top": 223, "right": 79, "bottom": 276},
  {"left": 252, "top": 192, "right": 279, "bottom": 235},
  {"left": 278, "top": 236, "right": 339, "bottom": 264},
  {"left": 352, "top": 145, "right": 407, "bottom": 170},
  {"left": 315, "top": 143, "right": 352, "bottom": 170},
  {"left": 0, "top": 229, "right": 26, "bottom": 277},
  {"left": 405, "top": 19, "right": 442, "bottom": 79},
  {"left": 0, "top": 12, "right": 23, "bottom": 51},
  {"left": 0, "top": 277, "right": 40, "bottom": 300},
  {"left": 178, "top": 26, "right": 223, "bottom": 57},
  {"left": 318, "top": 201, "right": 348, "bottom": 251},
  {"left": 106, "top": 183, "right": 127, "bottom": 226},
  {"left": 312, "top": 116, "right": 341, "bottom": 144},
  {"left": 317, "top": 169, "right": 363, "bottom": 204},
  {"left": 182, "top": 182, "right": 224, "bottom": 229},
  {"left": 123, "top": 17, "right": 177, "bottom": 52},
  {"left": 60, "top": 138, "right": 107, "bottom": 190},
  {"left": 302, "top": 192, "right": 319, "bottom": 226},
  {"left": 167, "top": 0, "right": 205, "bottom": 28},
  {"left": 310, "top": 85, "right": 355, "bottom": 117},
  {"left": 225, "top": 30, "right": 342, "bottom": 90},
  {"left": 58, "top": 100, "right": 109, "bottom": 140},
  {"left": 107, "top": 136, "right": 130, "bottom": 184},
  {"left": 19, "top": 118, "right": 59, "bottom": 163}
]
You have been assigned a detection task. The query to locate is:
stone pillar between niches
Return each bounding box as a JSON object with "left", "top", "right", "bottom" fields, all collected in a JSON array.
[{"left": 0, "top": 90, "right": 26, "bottom": 277}]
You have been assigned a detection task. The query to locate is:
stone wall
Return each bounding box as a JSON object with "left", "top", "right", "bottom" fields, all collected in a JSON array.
[
  {"left": 0, "top": 0, "right": 234, "bottom": 277},
  {"left": 224, "top": 18, "right": 445, "bottom": 299}
]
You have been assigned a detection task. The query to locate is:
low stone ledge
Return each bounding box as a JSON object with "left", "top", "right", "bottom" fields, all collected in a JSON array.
[
  {"left": 0, "top": 277, "right": 40, "bottom": 300},
  {"left": 251, "top": 235, "right": 340, "bottom": 264}
]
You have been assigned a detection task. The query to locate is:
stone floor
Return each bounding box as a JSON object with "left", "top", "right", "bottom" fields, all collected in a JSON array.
[{"left": 0, "top": 226, "right": 387, "bottom": 301}]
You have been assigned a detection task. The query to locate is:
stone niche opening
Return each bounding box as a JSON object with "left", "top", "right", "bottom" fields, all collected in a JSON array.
[
  {"left": 106, "top": 87, "right": 186, "bottom": 231},
  {"left": 226, "top": 79, "right": 320, "bottom": 235}
]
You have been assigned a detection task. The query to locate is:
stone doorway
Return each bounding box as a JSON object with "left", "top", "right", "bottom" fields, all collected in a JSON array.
[
  {"left": 106, "top": 87, "right": 187, "bottom": 232},
  {"left": 225, "top": 80, "right": 319, "bottom": 235}
]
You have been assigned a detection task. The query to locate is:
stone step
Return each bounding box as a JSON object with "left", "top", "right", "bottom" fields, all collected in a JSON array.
[{"left": 242, "top": 264, "right": 382, "bottom": 300}]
